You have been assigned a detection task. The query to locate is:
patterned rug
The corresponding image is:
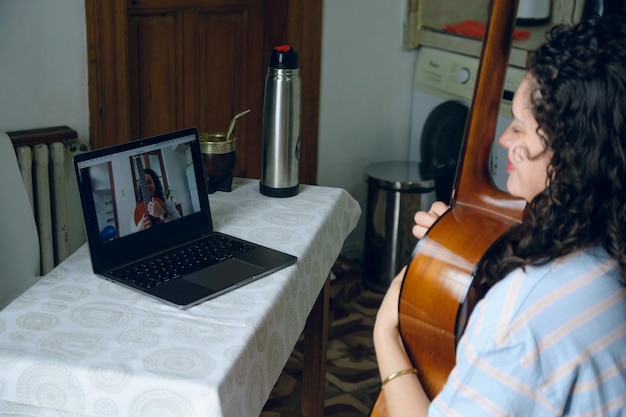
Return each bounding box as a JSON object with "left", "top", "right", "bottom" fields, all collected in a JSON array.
[{"left": 261, "top": 258, "right": 385, "bottom": 417}]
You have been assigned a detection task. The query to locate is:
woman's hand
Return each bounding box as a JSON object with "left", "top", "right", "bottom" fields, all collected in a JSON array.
[
  {"left": 148, "top": 198, "right": 166, "bottom": 220},
  {"left": 137, "top": 214, "right": 152, "bottom": 230},
  {"left": 374, "top": 266, "right": 406, "bottom": 342},
  {"left": 374, "top": 267, "right": 431, "bottom": 416},
  {"left": 412, "top": 201, "right": 449, "bottom": 239}
]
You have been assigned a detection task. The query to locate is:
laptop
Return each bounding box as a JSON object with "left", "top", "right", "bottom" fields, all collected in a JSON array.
[{"left": 73, "top": 127, "right": 297, "bottom": 309}]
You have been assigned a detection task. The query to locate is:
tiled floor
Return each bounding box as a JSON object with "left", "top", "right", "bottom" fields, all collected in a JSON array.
[{"left": 260, "top": 258, "right": 385, "bottom": 417}]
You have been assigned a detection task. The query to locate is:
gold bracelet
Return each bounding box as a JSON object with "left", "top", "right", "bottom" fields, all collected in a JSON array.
[{"left": 381, "top": 368, "right": 418, "bottom": 387}]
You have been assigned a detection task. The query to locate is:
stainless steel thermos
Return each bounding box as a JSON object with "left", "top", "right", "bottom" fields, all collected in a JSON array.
[{"left": 260, "top": 44, "right": 301, "bottom": 197}]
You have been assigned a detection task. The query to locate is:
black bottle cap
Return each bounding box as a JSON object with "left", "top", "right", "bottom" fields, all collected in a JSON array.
[{"left": 269, "top": 45, "right": 299, "bottom": 69}]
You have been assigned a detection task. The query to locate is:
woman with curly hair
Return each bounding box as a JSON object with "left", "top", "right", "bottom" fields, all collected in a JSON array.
[
  {"left": 131, "top": 167, "right": 181, "bottom": 232},
  {"left": 374, "top": 15, "right": 626, "bottom": 416}
]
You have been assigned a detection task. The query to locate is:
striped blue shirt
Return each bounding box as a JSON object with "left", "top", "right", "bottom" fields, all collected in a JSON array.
[{"left": 430, "top": 246, "right": 626, "bottom": 416}]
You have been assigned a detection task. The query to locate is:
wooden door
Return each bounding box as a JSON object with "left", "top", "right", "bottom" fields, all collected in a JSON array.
[{"left": 85, "top": 0, "right": 321, "bottom": 184}]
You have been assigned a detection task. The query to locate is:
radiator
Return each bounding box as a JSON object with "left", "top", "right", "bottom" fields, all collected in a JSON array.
[{"left": 8, "top": 126, "right": 89, "bottom": 275}]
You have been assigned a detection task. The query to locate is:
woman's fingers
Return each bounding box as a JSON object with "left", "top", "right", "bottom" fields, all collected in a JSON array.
[{"left": 412, "top": 201, "right": 450, "bottom": 239}]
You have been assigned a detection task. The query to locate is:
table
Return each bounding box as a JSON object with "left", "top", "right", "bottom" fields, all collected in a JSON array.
[{"left": 0, "top": 178, "right": 361, "bottom": 417}]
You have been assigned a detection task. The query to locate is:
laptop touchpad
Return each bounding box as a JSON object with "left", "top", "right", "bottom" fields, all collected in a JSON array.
[{"left": 184, "top": 259, "right": 265, "bottom": 291}]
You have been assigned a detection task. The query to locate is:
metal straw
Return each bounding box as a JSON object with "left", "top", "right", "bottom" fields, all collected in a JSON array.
[{"left": 226, "top": 109, "right": 251, "bottom": 140}]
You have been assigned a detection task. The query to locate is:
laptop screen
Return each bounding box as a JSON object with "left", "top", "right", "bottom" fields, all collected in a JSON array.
[{"left": 74, "top": 128, "right": 213, "bottom": 272}]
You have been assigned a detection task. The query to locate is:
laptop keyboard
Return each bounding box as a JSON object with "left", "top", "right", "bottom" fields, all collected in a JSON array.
[{"left": 109, "top": 234, "right": 254, "bottom": 289}]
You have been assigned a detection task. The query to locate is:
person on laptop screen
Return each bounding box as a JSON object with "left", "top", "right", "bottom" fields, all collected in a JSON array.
[
  {"left": 77, "top": 133, "right": 201, "bottom": 243},
  {"left": 131, "top": 166, "right": 181, "bottom": 232}
]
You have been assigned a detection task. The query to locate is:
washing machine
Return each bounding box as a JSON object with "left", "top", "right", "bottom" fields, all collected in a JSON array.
[{"left": 408, "top": 46, "right": 527, "bottom": 202}]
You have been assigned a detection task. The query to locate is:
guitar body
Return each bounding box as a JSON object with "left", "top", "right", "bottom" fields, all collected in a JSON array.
[
  {"left": 370, "top": 202, "right": 521, "bottom": 415},
  {"left": 133, "top": 197, "right": 166, "bottom": 227},
  {"left": 370, "top": 1, "right": 526, "bottom": 415},
  {"left": 399, "top": 202, "right": 520, "bottom": 398}
]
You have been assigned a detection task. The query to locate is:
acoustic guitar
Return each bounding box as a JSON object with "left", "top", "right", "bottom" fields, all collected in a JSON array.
[
  {"left": 133, "top": 155, "right": 166, "bottom": 228},
  {"left": 370, "top": 0, "right": 527, "bottom": 414}
]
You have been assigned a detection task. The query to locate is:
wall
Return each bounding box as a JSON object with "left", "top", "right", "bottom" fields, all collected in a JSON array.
[
  {"left": 0, "top": 1, "right": 89, "bottom": 139},
  {"left": 0, "top": 0, "right": 89, "bottom": 256},
  {"left": 0, "top": 0, "right": 416, "bottom": 260},
  {"left": 317, "top": 0, "right": 417, "bottom": 258}
]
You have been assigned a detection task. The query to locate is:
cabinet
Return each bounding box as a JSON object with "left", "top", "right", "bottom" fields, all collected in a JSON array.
[
  {"left": 126, "top": 2, "right": 265, "bottom": 178},
  {"left": 404, "top": 0, "right": 585, "bottom": 68},
  {"left": 90, "top": 163, "right": 119, "bottom": 240},
  {"left": 85, "top": 0, "right": 322, "bottom": 185},
  {"left": 94, "top": 190, "right": 115, "bottom": 235}
]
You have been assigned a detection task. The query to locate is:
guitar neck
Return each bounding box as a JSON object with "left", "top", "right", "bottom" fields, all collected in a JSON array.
[
  {"left": 452, "top": 0, "right": 526, "bottom": 222},
  {"left": 134, "top": 156, "right": 152, "bottom": 209}
]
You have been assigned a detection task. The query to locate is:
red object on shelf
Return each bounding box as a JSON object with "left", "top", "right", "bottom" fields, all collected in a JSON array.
[{"left": 442, "top": 20, "right": 531, "bottom": 40}]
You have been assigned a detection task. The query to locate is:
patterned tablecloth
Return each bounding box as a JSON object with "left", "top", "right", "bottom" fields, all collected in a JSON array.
[{"left": 0, "top": 178, "right": 361, "bottom": 417}]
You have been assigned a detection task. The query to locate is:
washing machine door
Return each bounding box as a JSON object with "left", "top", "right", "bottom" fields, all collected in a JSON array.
[{"left": 420, "top": 101, "right": 468, "bottom": 204}]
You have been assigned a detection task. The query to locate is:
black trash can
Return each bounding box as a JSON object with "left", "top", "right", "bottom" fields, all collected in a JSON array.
[{"left": 362, "top": 161, "right": 436, "bottom": 292}]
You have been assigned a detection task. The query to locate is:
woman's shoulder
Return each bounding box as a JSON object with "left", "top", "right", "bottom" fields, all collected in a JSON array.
[
  {"left": 475, "top": 245, "right": 623, "bottom": 342},
  {"left": 489, "top": 245, "right": 618, "bottom": 301},
  {"left": 441, "top": 251, "right": 626, "bottom": 417}
]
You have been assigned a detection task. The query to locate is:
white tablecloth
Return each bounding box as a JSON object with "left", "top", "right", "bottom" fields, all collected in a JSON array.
[{"left": 0, "top": 178, "right": 361, "bottom": 417}]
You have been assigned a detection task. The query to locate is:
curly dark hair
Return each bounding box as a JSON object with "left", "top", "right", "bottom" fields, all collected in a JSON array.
[
  {"left": 481, "top": 15, "right": 626, "bottom": 287},
  {"left": 142, "top": 168, "right": 166, "bottom": 202}
]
